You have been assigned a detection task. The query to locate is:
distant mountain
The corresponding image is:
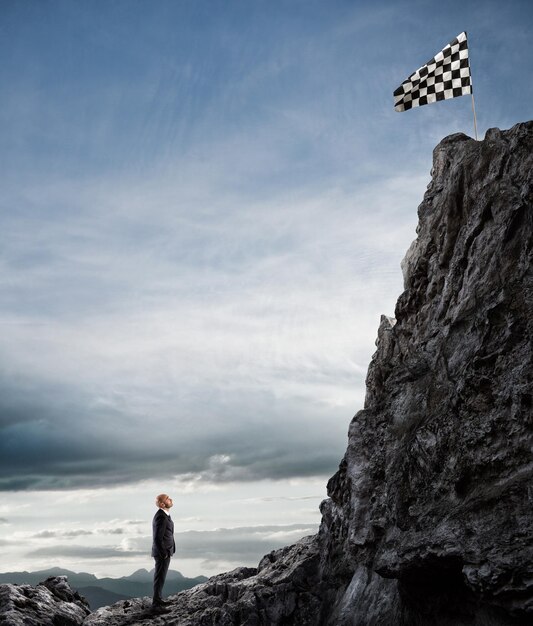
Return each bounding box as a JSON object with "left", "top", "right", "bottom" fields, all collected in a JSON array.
[
  {"left": 0, "top": 567, "right": 97, "bottom": 587},
  {"left": 0, "top": 567, "right": 208, "bottom": 610},
  {"left": 121, "top": 568, "right": 152, "bottom": 583},
  {"left": 120, "top": 567, "right": 190, "bottom": 583},
  {"left": 76, "top": 586, "right": 130, "bottom": 609}
]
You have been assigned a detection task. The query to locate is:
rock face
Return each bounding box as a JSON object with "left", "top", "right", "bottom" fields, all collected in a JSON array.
[
  {"left": 2, "top": 122, "right": 531, "bottom": 626},
  {"left": 0, "top": 576, "right": 90, "bottom": 626},
  {"left": 319, "top": 121, "right": 532, "bottom": 626}
]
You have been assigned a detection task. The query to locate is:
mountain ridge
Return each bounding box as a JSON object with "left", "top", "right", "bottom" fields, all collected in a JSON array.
[{"left": 0, "top": 567, "right": 207, "bottom": 610}]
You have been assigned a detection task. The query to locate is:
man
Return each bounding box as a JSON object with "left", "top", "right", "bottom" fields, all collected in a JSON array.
[{"left": 151, "top": 493, "right": 176, "bottom": 612}]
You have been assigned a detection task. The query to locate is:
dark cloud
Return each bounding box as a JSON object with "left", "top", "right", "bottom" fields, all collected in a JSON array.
[
  {"left": 0, "top": 374, "right": 348, "bottom": 491},
  {"left": 0, "top": 518, "right": 8, "bottom": 524}
]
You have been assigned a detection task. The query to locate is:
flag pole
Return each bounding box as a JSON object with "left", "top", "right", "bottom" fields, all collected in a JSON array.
[
  {"left": 471, "top": 92, "right": 479, "bottom": 140},
  {"left": 466, "top": 30, "right": 478, "bottom": 140}
]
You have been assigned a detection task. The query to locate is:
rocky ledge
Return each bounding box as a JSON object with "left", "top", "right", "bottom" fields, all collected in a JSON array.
[
  {"left": 0, "top": 576, "right": 90, "bottom": 626},
  {"left": 85, "top": 536, "right": 320, "bottom": 626},
  {"left": 1, "top": 122, "right": 531, "bottom": 626}
]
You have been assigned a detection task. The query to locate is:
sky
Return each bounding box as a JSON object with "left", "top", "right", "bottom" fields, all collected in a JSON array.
[{"left": 0, "top": 0, "right": 531, "bottom": 579}]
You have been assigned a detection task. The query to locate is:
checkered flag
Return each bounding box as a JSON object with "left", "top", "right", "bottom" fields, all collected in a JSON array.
[{"left": 394, "top": 32, "right": 473, "bottom": 112}]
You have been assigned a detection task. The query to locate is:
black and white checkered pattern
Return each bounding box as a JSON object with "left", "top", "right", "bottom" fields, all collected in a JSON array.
[{"left": 394, "top": 32, "right": 472, "bottom": 112}]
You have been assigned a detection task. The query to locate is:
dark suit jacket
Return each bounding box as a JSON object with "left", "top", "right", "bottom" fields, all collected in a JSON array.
[{"left": 151, "top": 509, "right": 176, "bottom": 559}]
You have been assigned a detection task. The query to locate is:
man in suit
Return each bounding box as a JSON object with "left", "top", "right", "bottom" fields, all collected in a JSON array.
[{"left": 151, "top": 493, "right": 176, "bottom": 612}]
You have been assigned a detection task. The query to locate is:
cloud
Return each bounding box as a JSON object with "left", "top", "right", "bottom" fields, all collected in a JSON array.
[
  {"left": 25, "top": 523, "right": 317, "bottom": 566},
  {"left": 33, "top": 529, "right": 94, "bottom": 539},
  {"left": 179, "top": 525, "right": 317, "bottom": 562},
  {"left": 0, "top": 0, "right": 444, "bottom": 500},
  {"left": 0, "top": 167, "right": 422, "bottom": 493},
  {"left": 127, "top": 523, "right": 318, "bottom": 568},
  {"left": 230, "top": 495, "right": 322, "bottom": 503},
  {"left": 30, "top": 519, "right": 147, "bottom": 540},
  {"left": 27, "top": 545, "right": 146, "bottom": 559},
  {"left": 2, "top": 0, "right": 477, "bottom": 496},
  {"left": 0, "top": 388, "right": 349, "bottom": 491}
]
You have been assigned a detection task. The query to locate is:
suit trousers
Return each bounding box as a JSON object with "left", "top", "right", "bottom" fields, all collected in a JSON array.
[{"left": 153, "top": 556, "right": 171, "bottom": 603}]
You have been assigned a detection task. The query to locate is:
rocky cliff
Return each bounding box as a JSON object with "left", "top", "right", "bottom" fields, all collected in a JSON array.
[
  {"left": 1, "top": 121, "right": 531, "bottom": 626},
  {"left": 318, "top": 120, "right": 532, "bottom": 625}
]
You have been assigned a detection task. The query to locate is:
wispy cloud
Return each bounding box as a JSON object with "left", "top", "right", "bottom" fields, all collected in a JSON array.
[
  {"left": 33, "top": 529, "right": 94, "bottom": 539},
  {"left": 28, "top": 545, "right": 146, "bottom": 559},
  {"left": 31, "top": 528, "right": 129, "bottom": 539},
  {"left": 176, "top": 524, "right": 317, "bottom": 560},
  {"left": 26, "top": 523, "right": 317, "bottom": 570},
  {"left": 230, "top": 495, "right": 322, "bottom": 504}
]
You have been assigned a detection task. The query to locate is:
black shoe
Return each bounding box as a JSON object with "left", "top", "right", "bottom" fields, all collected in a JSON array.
[{"left": 151, "top": 603, "right": 171, "bottom": 614}]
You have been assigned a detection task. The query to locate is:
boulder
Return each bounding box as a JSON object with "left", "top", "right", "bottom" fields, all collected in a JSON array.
[{"left": 0, "top": 576, "right": 90, "bottom": 626}]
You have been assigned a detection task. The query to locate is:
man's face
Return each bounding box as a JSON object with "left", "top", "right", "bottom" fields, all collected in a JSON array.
[{"left": 162, "top": 496, "right": 173, "bottom": 509}]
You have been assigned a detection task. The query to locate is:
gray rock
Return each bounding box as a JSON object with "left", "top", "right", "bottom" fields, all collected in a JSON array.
[
  {"left": 320, "top": 120, "right": 533, "bottom": 625},
  {"left": 0, "top": 576, "right": 90, "bottom": 626},
  {"left": 85, "top": 536, "right": 321, "bottom": 625}
]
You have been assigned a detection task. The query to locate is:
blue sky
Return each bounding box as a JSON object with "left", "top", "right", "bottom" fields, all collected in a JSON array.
[{"left": 0, "top": 0, "right": 531, "bottom": 577}]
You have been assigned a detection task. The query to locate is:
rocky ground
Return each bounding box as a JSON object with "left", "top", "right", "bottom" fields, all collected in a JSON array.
[
  {"left": 0, "top": 576, "right": 90, "bottom": 626},
  {"left": 1, "top": 121, "right": 531, "bottom": 625}
]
